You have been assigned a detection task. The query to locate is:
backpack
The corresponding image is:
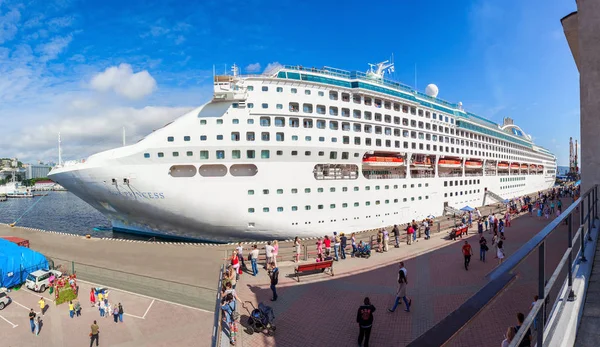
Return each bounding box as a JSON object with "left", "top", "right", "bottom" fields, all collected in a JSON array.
[{"left": 360, "top": 307, "right": 372, "bottom": 321}]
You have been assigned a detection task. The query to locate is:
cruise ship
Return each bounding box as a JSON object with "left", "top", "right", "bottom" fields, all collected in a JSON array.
[{"left": 48, "top": 61, "right": 557, "bottom": 242}]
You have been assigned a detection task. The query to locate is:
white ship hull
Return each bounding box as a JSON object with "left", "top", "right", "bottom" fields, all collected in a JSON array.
[{"left": 48, "top": 63, "right": 557, "bottom": 242}]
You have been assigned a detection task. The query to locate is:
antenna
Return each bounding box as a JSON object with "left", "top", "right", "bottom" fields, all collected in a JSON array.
[
  {"left": 122, "top": 127, "right": 126, "bottom": 146},
  {"left": 58, "top": 132, "right": 62, "bottom": 166}
]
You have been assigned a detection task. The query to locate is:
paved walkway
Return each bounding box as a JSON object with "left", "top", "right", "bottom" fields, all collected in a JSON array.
[{"left": 227, "top": 198, "right": 577, "bottom": 347}]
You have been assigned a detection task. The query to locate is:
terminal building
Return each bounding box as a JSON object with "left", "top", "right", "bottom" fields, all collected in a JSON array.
[{"left": 25, "top": 164, "right": 52, "bottom": 179}]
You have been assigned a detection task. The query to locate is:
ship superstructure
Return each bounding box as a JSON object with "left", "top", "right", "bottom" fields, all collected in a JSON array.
[{"left": 49, "top": 62, "right": 557, "bottom": 241}]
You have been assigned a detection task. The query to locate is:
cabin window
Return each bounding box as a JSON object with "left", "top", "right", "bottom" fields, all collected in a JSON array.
[
  {"left": 303, "top": 104, "right": 313, "bottom": 113},
  {"left": 200, "top": 151, "right": 209, "bottom": 159},
  {"left": 246, "top": 150, "right": 255, "bottom": 159},
  {"left": 261, "top": 150, "right": 270, "bottom": 159},
  {"left": 246, "top": 132, "right": 255, "bottom": 141},
  {"left": 216, "top": 150, "right": 225, "bottom": 159},
  {"left": 157, "top": 152, "right": 164, "bottom": 158},
  {"left": 289, "top": 103, "right": 299, "bottom": 112},
  {"left": 144, "top": 153, "right": 150, "bottom": 158},
  {"left": 232, "top": 150, "right": 241, "bottom": 159},
  {"left": 262, "top": 86, "right": 268, "bottom": 91},
  {"left": 186, "top": 151, "right": 193, "bottom": 157},
  {"left": 291, "top": 88, "right": 297, "bottom": 93},
  {"left": 317, "top": 105, "right": 326, "bottom": 114},
  {"left": 261, "top": 132, "right": 270, "bottom": 141},
  {"left": 329, "top": 91, "right": 338, "bottom": 100},
  {"left": 167, "top": 136, "right": 174, "bottom": 142},
  {"left": 276, "top": 133, "right": 285, "bottom": 141}
]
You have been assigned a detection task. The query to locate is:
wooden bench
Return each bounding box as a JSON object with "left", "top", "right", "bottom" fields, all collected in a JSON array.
[
  {"left": 449, "top": 226, "right": 468, "bottom": 240},
  {"left": 294, "top": 260, "right": 334, "bottom": 282}
]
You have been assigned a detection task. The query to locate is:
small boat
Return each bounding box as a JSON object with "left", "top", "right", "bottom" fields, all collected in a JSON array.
[
  {"left": 0, "top": 195, "right": 6, "bottom": 202},
  {"left": 520, "top": 164, "right": 528, "bottom": 169},
  {"left": 438, "top": 159, "right": 461, "bottom": 168},
  {"left": 465, "top": 161, "right": 483, "bottom": 169},
  {"left": 411, "top": 155, "right": 433, "bottom": 168},
  {"left": 530, "top": 164, "right": 536, "bottom": 169},
  {"left": 538, "top": 165, "right": 544, "bottom": 170},
  {"left": 498, "top": 162, "right": 509, "bottom": 170},
  {"left": 510, "top": 163, "right": 520, "bottom": 169},
  {"left": 362, "top": 156, "right": 404, "bottom": 167}
]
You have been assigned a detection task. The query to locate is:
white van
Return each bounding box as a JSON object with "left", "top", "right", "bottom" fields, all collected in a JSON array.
[{"left": 25, "top": 270, "right": 62, "bottom": 292}]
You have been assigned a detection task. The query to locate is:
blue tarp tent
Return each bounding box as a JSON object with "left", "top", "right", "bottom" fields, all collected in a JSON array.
[{"left": 0, "top": 238, "right": 48, "bottom": 288}]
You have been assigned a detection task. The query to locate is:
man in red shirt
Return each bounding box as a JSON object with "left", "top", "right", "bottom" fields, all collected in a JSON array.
[
  {"left": 462, "top": 241, "right": 473, "bottom": 271},
  {"left": 406, "top": 224, "right": 414, "bottom": 245}
]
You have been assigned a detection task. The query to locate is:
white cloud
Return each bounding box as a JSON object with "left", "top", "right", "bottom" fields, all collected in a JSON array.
[
  {"left": 0, "top": 8, "right": 21, "bottom": 44},
  {"left": 245, "top": 63, "right": 261, "bottom": 73},
  {"left": 90, "top": 63, "right": 157, "bottom": 100},
  {"left": 174, "top": 35, "right": 185, "bottom": 45},
  {"left": 35, "top": 34, "right": 73, "bottom": 61},
  {"left": 263, "top": 61, "right": 282, "bottom": 74},
  {"left": 47, "top": 15, "right": 74, "bottom": 31}
]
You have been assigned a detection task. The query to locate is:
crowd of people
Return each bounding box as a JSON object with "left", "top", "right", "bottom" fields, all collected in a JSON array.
[{"left": 219, "top": 185, "right": 581, "bottom": 346}]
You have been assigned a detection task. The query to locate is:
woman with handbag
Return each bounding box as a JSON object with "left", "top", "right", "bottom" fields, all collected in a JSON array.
[{"left": 479, "top": 236, "right": 488, "bottom": 262}]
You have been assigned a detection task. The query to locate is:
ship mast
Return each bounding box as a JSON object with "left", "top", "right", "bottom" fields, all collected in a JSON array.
[{"left": 58, "top": 132, "right": 62, "bottom": 166}]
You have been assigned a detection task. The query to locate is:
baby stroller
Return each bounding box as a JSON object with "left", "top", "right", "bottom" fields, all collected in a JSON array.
[
  {"left": 244, "top": 301, "right": 276, "bottom": 336},
  {"left": 356, "top": 244, "right": 371, "bottom": 258}
]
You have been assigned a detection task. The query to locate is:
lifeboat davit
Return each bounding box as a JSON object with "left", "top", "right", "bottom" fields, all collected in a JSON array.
[
  {"left": 520, "top": 164, "right": 528, "bottom": 169},
  {"left": 465, "top": 160, "right": 483, "bottom": 169},
  {"left": 438, "top": 159, "right": 461, "bottom": 168},
  {"left": 498, "top": 162, "right": 509, "bottom": 170},
  {"left": 362, "top": 156, "right": 404, "bottom": 167},
  {"left": 510, "top": 163, "right": 520, "bottom": 169}
]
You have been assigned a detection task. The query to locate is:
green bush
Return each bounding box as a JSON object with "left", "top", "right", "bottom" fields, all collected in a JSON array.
[{"left": 55, "top": 288, "right": 77, "bottom": 305}]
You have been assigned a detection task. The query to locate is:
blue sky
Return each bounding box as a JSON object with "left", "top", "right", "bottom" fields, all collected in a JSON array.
[{"left": 0, "top": 0, "right": 578, "bottom": 165}]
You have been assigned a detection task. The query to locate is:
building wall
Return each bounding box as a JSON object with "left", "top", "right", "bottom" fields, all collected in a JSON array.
[{"left": 26, "top": 165, "right": 52, "bottom": 179}]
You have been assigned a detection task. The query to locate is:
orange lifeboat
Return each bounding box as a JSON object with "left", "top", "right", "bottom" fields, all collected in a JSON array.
[
  {"left": 465, "top": 160, "right": 483, "bottom": 169},
  {"left": 520, "top": 164, "right": 528, "bottom": 169},
  {"left": 362, "top": 156, "right": 404, "bottom": 167},
  {"left": 498, "top": 162, "right": 509, "bottom": 170},
  {"left": 510, "top": 163, "right": 520, "bottom": 169},
  {"left": 438, "top": 159, "right": 461, "bottom": 168}
]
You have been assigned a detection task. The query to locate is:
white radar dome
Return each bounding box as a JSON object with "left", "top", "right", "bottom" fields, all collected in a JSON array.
[{"left": 425, "top": 84, "right": 439, "bottom": 98}]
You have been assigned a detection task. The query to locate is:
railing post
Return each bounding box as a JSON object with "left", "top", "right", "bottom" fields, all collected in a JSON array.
[
  {"left": 588, "top": 193, "right": 593, "bottom": 241},
  {"left": 537, "top": 241, "right": 545, "bottom": 346},
  {"left": 567, "top": 214, "right": 575, "bottom": 301},
  {"left": 581, "top": 197, "right": 588, "bottom": 262},
  {"left": 595, "top": 185, "right": 598, "bottom": 222},
  {"left": 304, "top": 244, "right": 308, "bottom": 261}
]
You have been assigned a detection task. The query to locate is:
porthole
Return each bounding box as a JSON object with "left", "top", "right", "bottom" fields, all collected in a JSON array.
[
  {"left": 230, "top": 164, "right": 258, "bottom": 177},
  {"left": 169, "top": 165, "right": 196, "bottom": 178},
  {"left": 198, "top": 164, "right": 227, "bottom": 177}
]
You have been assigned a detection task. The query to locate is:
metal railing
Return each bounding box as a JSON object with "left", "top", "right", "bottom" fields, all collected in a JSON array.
[
  {"left": 49, "top": 257, "right": 216, "bottom": 311},
  {"left": 407, "top": 185, "right": 597, "bottom": 347},
  {"left": 211, "top": 265, "right": 225, "bottom": 347}
]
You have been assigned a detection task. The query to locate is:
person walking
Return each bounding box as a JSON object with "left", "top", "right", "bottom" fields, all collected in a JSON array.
[
  {"left": 357, "top": 297, "right": 376, "bottom": 347},
  {"left": 38, "top": 297, "right": 47, "bottom": 316},
  {"left": 501, "top": 326, "right": 516, "bottom": 347},
  {"left": 383, "top": 228, "right": 389, "bottom": 251},
  {"left": 407, "top": 223, "right": 414, "bottom": 245},
  {"left": 264, "top": 241, "right": 274, "bottom": 269},
  {"left": 99, "top": 300, "right": 106, "bottom": 317},
  {"left": 340, "top": 233, "right": 347, "bottom": 259},
  {"left": 424, "top": 219, "right": 431, "bottom": 240},
  {"left": 392, "top": 225, "right": 400, "bottom": 247},
  {"left": 90, "top": 288, "right": 96, "bottom": 307},
  {"left": 69, "top": 300, "right": 75, "bottom": 318},
  {"left": 497, "top": 240, "right": 506, "bottom": 264},
  {"left": 29, "top": 308, "right": 36, "bottom": 334},
  {"left": 484, "top": 216, "right": 489, "bottom": 232},
  {"left": 75, "top": 301, "right": 82, "bottom": 317},
  {"left": 376, "top": 229, "right": 383, "bottom": 253},
  {"left": 113, "top": 305, "right": 119, "bottom": 323},
  {"left": 268, "top": 262, "right": 279, "bottom": 301},
  {"left": 462, "top": 241, "right": 473, "bottom": 271},
  {"left": 293, "top": 237, "right": 301, "bottom": 263},
  {"left": 477, "top": 220, "right": 483, "bottom": 235},
  {"left": 250, "top": 245, "right": 259, "bottom": 276},
  {"left": 323, "top": 236, "right": 331, "bottom": 257},
  {"left": 236, "top": 242, "right": 245, "bottom": 270},
  {"left": 118, "top": 303, "right": 124, "bottom": 322},
  {"left": 514, "top": 312, "right": 532, "bottom": 347},
  {"left": 479, "top": 236, "right": 488, "bottom": 262},
  {"left": 333, "top": 232, "right": 341, "bottom": 260},
  {"left": 388, "top": 270, "right": 411, "bottom": 312},
  {"left": 90, "top": 320, "right": 100, "bottom": 347},
  {"left": 351, "top": 233, "right": 357, "bottom": 257}
]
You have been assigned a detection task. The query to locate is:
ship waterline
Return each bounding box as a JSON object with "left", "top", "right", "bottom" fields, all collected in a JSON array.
[{"left": 49, "top": 62, "right": 557, "bottom": 242}]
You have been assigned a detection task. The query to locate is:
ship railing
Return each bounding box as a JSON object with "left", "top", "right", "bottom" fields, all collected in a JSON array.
[
  {"left": 408, "top": 185, "right": 598, "bottom": 347},
  {"left": 211, "top": 264, "right": 226, "bottom": 347}
]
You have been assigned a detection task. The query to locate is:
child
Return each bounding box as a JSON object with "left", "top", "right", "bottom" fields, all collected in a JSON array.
[{"left": 316, "top": 238, "right": 323, "bottom": 258}]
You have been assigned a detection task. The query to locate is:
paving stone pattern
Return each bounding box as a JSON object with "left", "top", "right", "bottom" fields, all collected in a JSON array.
[{"left": 229, "top": 198, "right": 579, "bottom": 347}]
